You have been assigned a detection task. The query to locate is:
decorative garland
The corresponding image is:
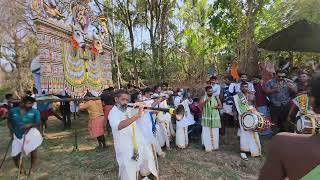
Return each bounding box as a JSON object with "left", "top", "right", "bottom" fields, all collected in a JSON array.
[
  {"left": 62, "top": 40, "right": 106, "bottom": 97},
  {"left": 62, "top": 43, "right": 86, "bottom": 87}
]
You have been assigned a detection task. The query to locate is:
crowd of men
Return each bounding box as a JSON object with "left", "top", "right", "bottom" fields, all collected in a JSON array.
[
  {"left": 0, "top": 68, "right": 315, "bottom": 179},
  {"left": 98, "top": 68, "right": 312, "bottom": 179}
]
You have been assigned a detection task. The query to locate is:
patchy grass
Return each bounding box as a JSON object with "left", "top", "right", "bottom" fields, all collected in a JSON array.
[{"left": 0, "top": 114, "right": 269, "bottom": 179}]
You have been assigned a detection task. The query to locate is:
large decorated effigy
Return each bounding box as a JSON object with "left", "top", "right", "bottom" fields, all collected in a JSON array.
[{"left": 29, "top": 0, "right": 112, "bottom": 97}]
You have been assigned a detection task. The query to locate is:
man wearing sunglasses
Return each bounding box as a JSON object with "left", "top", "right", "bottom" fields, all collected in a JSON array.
[
  {"left": 265, "top": 70, "right": 297, "bottom": 134},
  {"left": 259, "top": 73, "right": 320, "bottom": 180}
]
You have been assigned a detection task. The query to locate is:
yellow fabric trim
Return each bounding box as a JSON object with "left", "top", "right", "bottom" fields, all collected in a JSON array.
[
  {"left": 140, "top": 171, "right": 151, "bottom": 177},
  {"left": 311, "top": 117, "right": 316, "bottom": 135},
  {"left": 132, "top": 123, "right": 138, "bottom": 157},
  {"left": 169, "top": 108, "right": 175, "bottom": 115},
  {"left": 210, "top": 128, "right": 214, "bottom": 148}
]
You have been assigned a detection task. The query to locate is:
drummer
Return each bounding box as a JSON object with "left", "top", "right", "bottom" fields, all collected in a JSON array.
[
  {"left": 259, "top": 73, "right": 320, "bottom": 180},
  {"left": 233, "top": 83, "right": 261, "bottom": 161},
  {"left": 287, "top": 71, "right": 312, "bottom": 132},
  {"left": 7, "top": 96, "right": 42, "bottom": 176}
]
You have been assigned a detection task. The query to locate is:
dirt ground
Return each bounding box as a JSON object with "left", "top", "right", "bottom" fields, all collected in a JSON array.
[{"left": 0, "top": 113, "right": 270, "bottom": 180}]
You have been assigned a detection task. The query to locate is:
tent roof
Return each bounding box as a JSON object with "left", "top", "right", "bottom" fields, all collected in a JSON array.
[{"left": 258, "top": 20, "right": 320, "bottom": 53}]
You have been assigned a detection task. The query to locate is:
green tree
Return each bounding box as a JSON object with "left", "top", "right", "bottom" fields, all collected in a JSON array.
[
  {"left": 142, "top": 0, "right": 176, "bottom": 83},
  {"left": 106, "top": 0, "right": 144, "bottom": 85},
  {"left": 176, "top": 0, "right": 220, "bottom": 81}
]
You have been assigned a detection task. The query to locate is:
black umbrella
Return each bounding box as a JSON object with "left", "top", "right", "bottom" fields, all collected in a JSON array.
[{"left": 259, "top": 20, "right": 320, "bottom": 53}]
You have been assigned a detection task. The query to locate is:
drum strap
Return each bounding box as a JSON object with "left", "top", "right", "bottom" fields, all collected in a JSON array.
[
  {"left": 234, "top": 93, "right": 250, "bottom": 114},
  {"left": 311, "top": 117, "right": 316, "bottom": 135},
  {"left": 294, "top": 95, "right": 310, "bottom": 113}
]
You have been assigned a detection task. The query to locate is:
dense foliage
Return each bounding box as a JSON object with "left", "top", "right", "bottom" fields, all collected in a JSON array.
[
  {"left": 1, "top": 0, "right": 320, "bottom": 91},
  {"left": 106, "top": 0, "right": 320, "bottom": 87}
]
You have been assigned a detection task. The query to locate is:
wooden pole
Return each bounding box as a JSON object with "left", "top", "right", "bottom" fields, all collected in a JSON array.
[{"left": 10, "top": 97, "right": 101, "bottom": 103}]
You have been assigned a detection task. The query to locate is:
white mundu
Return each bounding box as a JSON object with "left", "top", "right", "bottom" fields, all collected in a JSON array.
[
  {"left": 143, "top": 99, "right": 165, "bottom": 157},
  {"left": 201, "top": 127, "right": 219, "bottom": 151},
  {"left": 233, "top": 94, "right": 261, "bottom": 157},
  {"left": 156, "top": 100, "right": 175, "bottom": 149},
  {"left": 109, "top": 106, "right": 147, "bottom": 180},
  {"left": 176, "top": 99, "right": 195, "bottom": 148},
  {"left": 136, "top": 103, "right": 159, "bottom": 178},
  {"left": 11, "top": 128, "right": 43, "bottom": 157}
]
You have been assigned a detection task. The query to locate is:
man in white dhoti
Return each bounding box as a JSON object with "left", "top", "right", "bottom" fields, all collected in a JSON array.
[
  {"left": 233, "top": 83, "right": 261, "bottom": 160},
  {"left": 109, "top": 90, "right": 158, "bottom": 180},
  {"left": 7, "top": 96, "right": 43, "bottom": 176},
  {"left": 200, "top": 86, "right": 222, "bottom": 151},
  {"left": 175, "top": 92, "right": 195, "bottom": 148}
]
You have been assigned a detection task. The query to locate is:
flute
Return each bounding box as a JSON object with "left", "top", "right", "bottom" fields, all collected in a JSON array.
[
  {"left": 127, "top": 103, "right": 172, "bottom": 113},
  {"left": 127, "top": 103, "right": 185, "bottom": 121}
]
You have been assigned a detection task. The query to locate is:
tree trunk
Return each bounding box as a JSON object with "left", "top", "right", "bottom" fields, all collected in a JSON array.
[
  {"left": 149, "top": 29, "right": 158, "bottom": 82},
  {"left": 111, "top": 0, "right": 121, "bottom": 89},
  {"left": 158, "top": 1, "right": 171, "bottom": 83},
  {"left": 238, "top": 1, "right": 259, "bottom": 77},
  {"left": 146, "top": 0, "right": 161, "bottom": 83},
  {"left": 128, "top": 28, "right": 138, "bottom": 85}
]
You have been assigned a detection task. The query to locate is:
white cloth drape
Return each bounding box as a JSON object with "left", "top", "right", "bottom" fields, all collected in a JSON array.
[
  {"left": 202, "top": 127, "right": 219, "bottom": 151},
  {"left": 11, "top": 128, "right": 43, "bottom": 157}
]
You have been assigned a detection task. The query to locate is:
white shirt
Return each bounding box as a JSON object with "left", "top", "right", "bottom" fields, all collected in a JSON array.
[
  {"left": 70, "top": 101, "right": 79, "bottom": 113},
  {"left": 136, "top": 99, "right": 156, "bottom": 145},
  {"left": 143, "top": 99, "right": 154, "bottom": 107},
  {"left": 108, "top": 106, "right": 144, "bottom": 166},
  {"left": 137, "top": 112, "right": 154, "bottom": 145},
  {"left": 174, "top": 96, "right": 182, "bottom": 108},
  {"left": 176, "top": 99, "right": 195, "bottom": 128},
  {"left": 235, "top": 82, "right": 255, "bottom": 93},
  {"left": 227, "top": 83, "right": 237, "bottom": 93},
  {"left": 156, "top": 100, "right": 171, "bottom": 123},
  {"left": 211, "top": 84, "right": 221, "bottom": 96}
]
